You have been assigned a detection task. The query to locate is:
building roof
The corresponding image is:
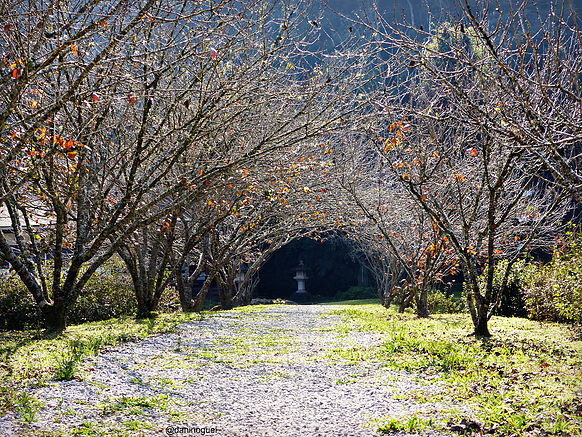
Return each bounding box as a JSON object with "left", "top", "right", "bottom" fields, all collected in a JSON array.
[{"left": 0, "top": 204, "right": 54, "bottom": 230}]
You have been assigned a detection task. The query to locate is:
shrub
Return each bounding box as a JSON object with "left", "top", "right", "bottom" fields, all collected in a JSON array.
[
  {"left": 427, "top": 290, "right": 465, "bottom": 314},
  {"left": 0, "top": 257, "right": 182, "bottom": 330},
  {"left": 67, "top": 257, "right": 136, "bottom": 324},
  {"left": 334, "top": 286, "right": 378, "bottom": 301},
  {"left": 0, "top": 276, "right": 42, "bottom": 330},
  {"left": 478, "top": 259, "right": 534, "bottom": 318},
  {"left": 523, "top": 229, "right": 582, "bottom": 323},
  {"left": 522, "top": 267, "right": 562, "bottom": 322}
]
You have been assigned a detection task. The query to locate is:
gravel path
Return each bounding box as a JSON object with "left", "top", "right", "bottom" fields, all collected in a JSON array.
[{"left": 1, "top": 305, "right": 456, "bottom": 437}]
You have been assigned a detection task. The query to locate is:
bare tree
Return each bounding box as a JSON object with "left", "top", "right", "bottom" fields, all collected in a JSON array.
[
  {"left": 346, "top": 226, "right": 406, "bottom": 308},
  {"left": 335, "top": 133, "right": 457, "bottom": 317},
  {"left": 0, "top": 0, "right": 371, "bottom": 332},
  {"left": 359, "top": 2, "right": 573, "bottom": 335},
  {"left": 0, "top": 0, "right": 168, "bottom": 331},
  {"left": 456, "top": 1, "right": 582, "bottom": 203}
]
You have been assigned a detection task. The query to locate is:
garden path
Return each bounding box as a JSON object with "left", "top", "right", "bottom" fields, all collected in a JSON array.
[{"left": 2, "top": 305, "right": 456, "bottom": 436}]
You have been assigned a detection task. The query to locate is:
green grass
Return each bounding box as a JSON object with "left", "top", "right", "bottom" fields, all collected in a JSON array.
[
  {"left": 100, "top": 394, "right": 170, "bottom": 416},
  {"left": 187, "top": 326, "right": 296, "bottom": 366},
  {"left": 0, "top": 312, "right": 204, "bottom": 383},
  {"left": 318, "top": 298, "right": 379, "bottom": 306},
  {"left": 0, "top": 311, "right": 206, "bottom": 422},
  {"left": 329, "top": 304, "right": 582, "bottom": 436},
  {"left": 14, "top": 391, "right": 43, "bottom": 423},
  {"left": 376, "top": 414, "right": 434, "bottom": 434}
]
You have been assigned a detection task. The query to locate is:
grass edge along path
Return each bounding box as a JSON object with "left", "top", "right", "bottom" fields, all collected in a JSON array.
[
  {"left": 0, "top": 303, "right": 278, "bottom": 421},
  {"left": 327, "top": 300, "right": 582, "bottom": 436},
  {"left": 1, "top": 300, "right": 581, "bottom": 436},
  {"left": 0, "top": 310, "right": 211, "bottom": 419}
]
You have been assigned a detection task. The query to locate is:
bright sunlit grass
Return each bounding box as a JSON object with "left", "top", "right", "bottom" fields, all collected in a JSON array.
[{"left": 328, "top": 303, "right": 582, "bottom": 436}]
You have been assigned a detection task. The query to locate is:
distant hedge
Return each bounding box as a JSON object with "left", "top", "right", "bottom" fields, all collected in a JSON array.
[{"left": 0, "top": 258, "right": 178, "bottom": 330}]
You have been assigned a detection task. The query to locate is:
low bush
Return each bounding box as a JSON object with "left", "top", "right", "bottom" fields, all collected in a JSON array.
[
  {"left": 68, "top": 258, "right": 136, "bottom": 324},
  {"left": 334, "top": 286, "right": 378, "bottom": 302},
  {"left": 427, "top": 290, "right": 465, "bottom": 314},
  {"left": 478, "top": 259, "right": 534, "bottom": 318},
  {"left": 523, "top": 228, "right": 582, "bottom": 323},
  {"left": 0, "top": 257, "right": 179, "bottom": 330},
  {"left": 0, "top": 277, "right": 41, "bottom": 330}
]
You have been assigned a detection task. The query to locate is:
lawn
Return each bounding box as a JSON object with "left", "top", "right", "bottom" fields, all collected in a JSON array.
[
  {"left": 328, "top": 301, "right": 582, "bottom": 436},
  {"left": 0, "top": 311, "right": 204, "bottom": 416}
]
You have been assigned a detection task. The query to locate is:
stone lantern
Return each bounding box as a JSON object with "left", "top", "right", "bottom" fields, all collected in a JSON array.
[{"left": 292, "top": 260, "right": 310, "bottom": 301}]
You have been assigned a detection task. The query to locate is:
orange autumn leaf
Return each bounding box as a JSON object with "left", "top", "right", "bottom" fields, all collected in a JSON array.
[
  {"left": 12, "top": 68, "right": 19, "bottom": 79},
  {"left": 54, "top": 135, "right": 64, "bottom": 146},
  {"left": 471, "top": 148, "right": 478, "bottom": 157},
  {"left": 92, "top": 93, "right": 99, "bottom": 103},
  {"left": 71, "top": 44, "right": 77, "bottom": 57}
]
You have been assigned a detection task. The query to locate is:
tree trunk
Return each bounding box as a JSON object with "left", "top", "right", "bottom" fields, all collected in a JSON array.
[
  {"left": 193, "top": 280, "right": 212, "bottom": 312},
  {"left": 234, "top": 274, "right": 258, "bottom": 307},
  {"left": 398, "top": 288, "right": 413, "bottom": 313},
  {"left": 42, "top": 295, "right": 67, "bottom": 333},
  {"left": 192, "top": 269, "right": 219, "bottom": 312},
  {"left": 217, "top": 274, "right": 234, "bottom": 310},
  {"left": 464, "top": 266, "right": 492, "bottom": 337},
  {"left": 474, "top": 309, "right": 491, "bottom": 337},
  {"left": 473, "top": 290, "right": 491, "bottom": 336},
  {"left": 383, "top": 289, "right": 395, "bottom": 308},
  {"left": 133, "top": 278, "right": 163, "bottom": 318},
  {"left": 415, "top": 286, "right": 429, "bottom": 318},
  {"left": 136, "top": 292, "right": 156, "bottom": 319},
  {"left": 175, "top": 265, "right": 195, "bottom": 312},
  {"left": 219, "top": 293, "right": 234, "bottom": 310}
]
